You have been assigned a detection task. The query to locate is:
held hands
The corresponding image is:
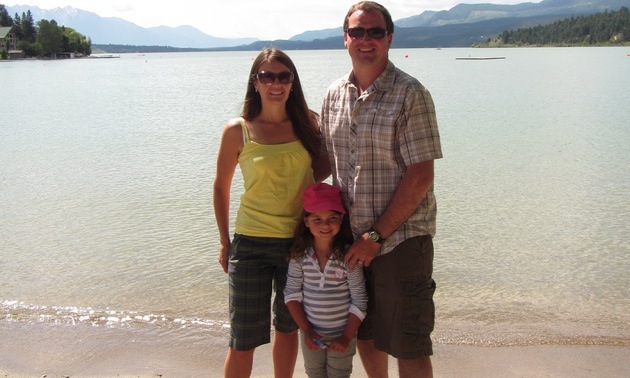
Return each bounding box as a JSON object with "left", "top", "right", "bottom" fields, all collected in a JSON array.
[
  {"left": 305, "top": 329, "right": 325, "bottom": 351},
  {"left": 344, "top": 233, "right": 381, "bottom": 269},
  {"left": 327, "top": 334, "right": 352, "bottom": 352}
]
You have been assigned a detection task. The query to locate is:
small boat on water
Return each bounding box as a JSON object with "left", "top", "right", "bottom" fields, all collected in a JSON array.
[{"left": 456, "top": 56, "right": 506, "bottom": 60}]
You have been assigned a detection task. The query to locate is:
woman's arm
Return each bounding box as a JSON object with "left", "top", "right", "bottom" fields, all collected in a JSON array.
[
  {"left": 308, "top": 111, "right": 331, "bottom": 182},
  {"left": 212, "top": 119, "right": 243, "bottom": 273}
]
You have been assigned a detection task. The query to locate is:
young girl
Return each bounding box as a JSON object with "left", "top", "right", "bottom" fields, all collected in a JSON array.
[{"left": 284, "top": 182, "right": 367, "bottom": 378}]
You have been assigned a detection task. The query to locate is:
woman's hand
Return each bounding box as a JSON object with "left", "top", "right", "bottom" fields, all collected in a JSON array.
[{"left": 218, "top": 243, "right": 229, "bottom": 273}]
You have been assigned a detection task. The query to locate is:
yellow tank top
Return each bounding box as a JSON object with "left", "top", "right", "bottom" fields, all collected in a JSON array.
[{"left": 235, "top": 118, "right": 314, "bottom": 238}]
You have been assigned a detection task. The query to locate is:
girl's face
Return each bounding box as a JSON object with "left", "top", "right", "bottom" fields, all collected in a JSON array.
[{"left": 304, "top": 210, "right": 343, "bottom": 241}]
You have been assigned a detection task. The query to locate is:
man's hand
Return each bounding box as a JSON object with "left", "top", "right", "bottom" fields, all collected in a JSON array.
[{"left": 344, "top": 233, "right": 380, "bottom": 269}]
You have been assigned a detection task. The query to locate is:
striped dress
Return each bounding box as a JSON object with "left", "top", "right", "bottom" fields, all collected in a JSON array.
[{"left": 284, "top": 247, "right": 367, "bottom": 337}]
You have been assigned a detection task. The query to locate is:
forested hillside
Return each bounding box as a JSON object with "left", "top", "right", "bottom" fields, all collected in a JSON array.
[
  {"left": 482, "top": 6, "right": 629, "bottom": 46},
  {"left": 1, "top": 4, "right": 91, "bottom": 58}
]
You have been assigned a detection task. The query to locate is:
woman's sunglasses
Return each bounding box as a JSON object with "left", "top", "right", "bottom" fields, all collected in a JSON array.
[
  {"left": 346, "top": 27, "right": 389, "bottom": 40},
  {"left": 255, "top": 71, "right": 295, "bottom": 85}
]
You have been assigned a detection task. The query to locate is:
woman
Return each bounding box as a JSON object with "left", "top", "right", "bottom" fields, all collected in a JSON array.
[{"left": 213, "top": 47, "right": 327, "bottom": 378}]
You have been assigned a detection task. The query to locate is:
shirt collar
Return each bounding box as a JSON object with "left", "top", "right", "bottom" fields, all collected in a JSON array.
[{"left": 346, "top": 61, "right": 396, "bottom": 93}]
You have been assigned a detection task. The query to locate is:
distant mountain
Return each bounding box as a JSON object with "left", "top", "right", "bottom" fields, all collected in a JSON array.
[
  {"left": 239, "top": 0, "right": 629, "bottom": 50},
  {"left": 289, "top": 27, "right": 342, "bottom": 42},
  {"left": 213, "top": 14, "right": 572, "bottom": 51},
  {"left": 5, "top": 5, "right": 256, "bottom": 48},
  {"left": 395, "top": 0, "right": 629, "bottom": 27},
  {"left": 6, "top": 0, "right": 629, "bottom": 49},
  {"left": 292, "top": 0, "right": 629, "bottom": 42},
  {"left": 393, "top": 15, "right": 566, "bottom": 48}
]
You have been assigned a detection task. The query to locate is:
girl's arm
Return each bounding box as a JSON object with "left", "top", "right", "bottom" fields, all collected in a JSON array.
[
  {"left": 328, "top": 313, "right": 362, "bottom": 352},
  {"left": 284, "top": 258, "right": 323, "bottom": 350},
  {"left": 328, "top": 263, "right": 368, "bottom": 352},
  {"left": 285, "top": 301, "right": 322, "bottom": 351}
]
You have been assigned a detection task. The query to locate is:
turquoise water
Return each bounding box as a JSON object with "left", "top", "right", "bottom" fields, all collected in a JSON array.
[{"left": 1, "top": 48, "right": 628, "bottom": 354}]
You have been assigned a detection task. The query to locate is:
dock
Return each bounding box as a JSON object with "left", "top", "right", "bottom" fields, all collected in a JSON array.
[{"left": 456, "top": 56, "right": 506, "bottom": 60}]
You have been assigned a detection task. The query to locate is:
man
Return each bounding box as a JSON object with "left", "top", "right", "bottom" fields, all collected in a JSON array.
[{"left": 319, "top": 2, "right": 442, "bottom": 377}]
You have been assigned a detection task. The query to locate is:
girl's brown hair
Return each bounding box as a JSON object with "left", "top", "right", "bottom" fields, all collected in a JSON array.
[{"left": 288, "top": 211, "right": 354, "bottom": 261}]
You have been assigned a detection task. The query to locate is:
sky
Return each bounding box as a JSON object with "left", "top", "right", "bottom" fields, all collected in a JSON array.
[{"left": 8, "top": 1, "right": 543, "bottom": 40}]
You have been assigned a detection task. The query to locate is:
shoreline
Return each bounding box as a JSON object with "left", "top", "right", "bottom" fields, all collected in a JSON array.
[
  {"left": 1, "top": 338, "right": 628, "bottom": 377},
  {"left": 1, "top": 322, "right": 628, "bottom": 377}
]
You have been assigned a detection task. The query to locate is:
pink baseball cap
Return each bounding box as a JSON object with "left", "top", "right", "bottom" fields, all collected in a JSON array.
[{"left": 302, "top": 183, "right": 346, "bottom": 214}]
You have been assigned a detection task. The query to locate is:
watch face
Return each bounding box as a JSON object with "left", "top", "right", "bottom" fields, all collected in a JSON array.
[{"left": 370, "top": 232, "right": 379, "bottom": 242}]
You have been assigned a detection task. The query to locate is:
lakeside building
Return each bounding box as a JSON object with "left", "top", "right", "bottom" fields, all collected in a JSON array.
[{"left": 0, "top": 26, "right": 24, "bottom": 59}]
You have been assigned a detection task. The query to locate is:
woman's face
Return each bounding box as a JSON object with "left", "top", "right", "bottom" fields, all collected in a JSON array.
[{"left": 253, "top": 60, "right": 294, "bottom": 106}]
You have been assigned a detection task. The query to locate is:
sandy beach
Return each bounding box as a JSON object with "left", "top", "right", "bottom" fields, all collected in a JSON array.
[
  {"left": 1, "top": 323, "right": 628, "bottom": 378},
  {"left": 235, "top": 344, "right": 630, "bottom": 377}
]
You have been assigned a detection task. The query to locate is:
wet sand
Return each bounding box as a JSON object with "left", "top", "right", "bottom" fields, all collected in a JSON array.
[
  {"left": 1, "top": 338, "right": 628, "bottom": 377},
  {"left": 1, "top": 321, "right": 628, "bottom": 377}
]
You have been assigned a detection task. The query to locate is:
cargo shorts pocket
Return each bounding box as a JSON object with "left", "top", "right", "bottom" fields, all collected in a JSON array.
[{"left": 401, "top": 278, "right": 436, "bottom": 335}]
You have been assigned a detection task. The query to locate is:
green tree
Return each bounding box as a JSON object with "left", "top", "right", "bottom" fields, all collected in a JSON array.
[
  {"left": 60, "top": 26, "right": 91, "bottom": 55},
  {"left": 490, "top": 7, "right": 629, "bottom": 46},
  {"left": 0, "top": 4, "right": 12, "bottom": 26},
  {"left": 21, "top": 10, "right": 37, "bottom": 43},
  {"left": 1, "top": 4, "right": 91, "bottom": 57},
  {"left": 19, "top": 39, "right": 40, "bottom": 56},
  {"left": 12, "top": 12, "right": 22, "bottom": 40},
  {"left": 14, "top": 11, "right": 40, "bottom": 56},
  {"left": 37, "top": 19, "right": 63, "bottom": 57}
]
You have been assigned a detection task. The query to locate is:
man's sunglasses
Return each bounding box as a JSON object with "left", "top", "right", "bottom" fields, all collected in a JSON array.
[
  {"left": 255, "top": 71, "right": 295, "bottom": 85},
  {"left": 346, "top": 27, "right": 389, "bottom": 40}
]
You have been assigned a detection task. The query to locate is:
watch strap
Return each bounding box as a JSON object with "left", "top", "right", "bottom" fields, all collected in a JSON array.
[{"left": 368, "top": 227, "right": 385, "bottom": 244}]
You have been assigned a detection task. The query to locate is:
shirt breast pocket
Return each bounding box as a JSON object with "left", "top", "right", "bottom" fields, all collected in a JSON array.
[
  {"left": 357, "top": 108, "right": 397, "bottom": 152},
  {"left": 372, "top": 108, "right": 397, "bottom": 126}
]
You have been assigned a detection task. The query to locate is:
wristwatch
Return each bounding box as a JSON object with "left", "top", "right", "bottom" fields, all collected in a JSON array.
[{"left": 368, "top": 227, "right": 385, "bottom": 244}]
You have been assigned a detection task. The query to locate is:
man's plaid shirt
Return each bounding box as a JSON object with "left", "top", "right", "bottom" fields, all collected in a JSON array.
[{"left": 320, "top": 61, "right": 443, "bottom": 255}]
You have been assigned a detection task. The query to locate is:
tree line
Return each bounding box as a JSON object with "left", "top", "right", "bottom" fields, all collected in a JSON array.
[
  {"left": 1, "top": 4, "right": 91, "bottom": 58},
  {"left": 481, "top": 7, "right": 630, "bottom": 47}
]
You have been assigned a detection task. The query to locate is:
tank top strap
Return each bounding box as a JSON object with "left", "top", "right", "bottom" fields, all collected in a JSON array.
[{"left": 239, "top": 117, "right": 251, "bottom": 143}]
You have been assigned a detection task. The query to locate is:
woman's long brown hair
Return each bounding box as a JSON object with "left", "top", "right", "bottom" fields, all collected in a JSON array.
[{"left": 241, "top": 47, "right": 321, "bottom": 158}]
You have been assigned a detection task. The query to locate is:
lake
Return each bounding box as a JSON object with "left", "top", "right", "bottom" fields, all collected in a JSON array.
[{"left": 1, "top": 47, "right": 628, "bottom": 373}]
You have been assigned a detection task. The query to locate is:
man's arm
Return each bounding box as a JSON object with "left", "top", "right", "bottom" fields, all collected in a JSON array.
[{"left": 345, "top": 159, "right": 434, "bottom": 268}]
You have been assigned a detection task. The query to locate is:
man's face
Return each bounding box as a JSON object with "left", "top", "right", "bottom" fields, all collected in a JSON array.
[{"left": 344, "top": 9, "right": 392, "bottom": 69}]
